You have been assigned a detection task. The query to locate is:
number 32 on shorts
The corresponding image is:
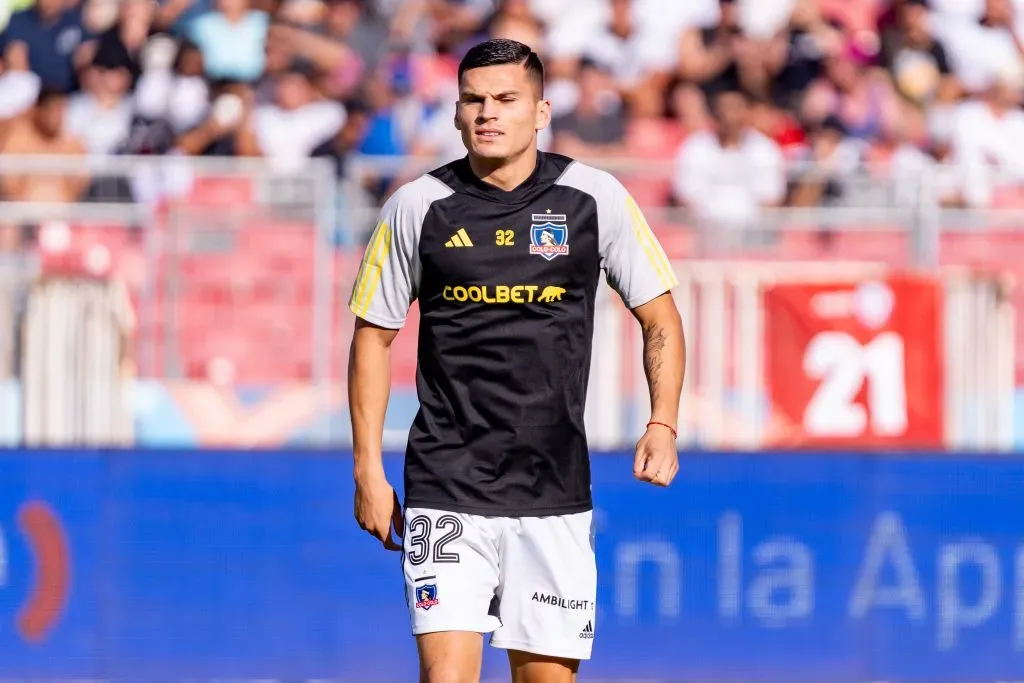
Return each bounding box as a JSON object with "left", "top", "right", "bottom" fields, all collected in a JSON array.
[{"left": 405, "top": 514, "right": 464, "bottom": 565}]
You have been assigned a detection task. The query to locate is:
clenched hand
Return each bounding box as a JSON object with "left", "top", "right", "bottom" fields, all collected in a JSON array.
[
  {"left": 633, "top": 424, "right": 679, "bottom": 487},
  {"left": 354, "top": 470, "right": 404, "bottom": 551}
]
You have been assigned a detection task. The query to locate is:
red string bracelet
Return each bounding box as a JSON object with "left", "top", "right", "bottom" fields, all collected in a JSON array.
[{"left": 646, "top": 420, "right": 677, "bottom": 439}]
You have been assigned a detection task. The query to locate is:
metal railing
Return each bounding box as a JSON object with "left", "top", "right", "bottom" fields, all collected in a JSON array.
[{"left": 0, "top": 153, "right": 1017, "bottom": 449}]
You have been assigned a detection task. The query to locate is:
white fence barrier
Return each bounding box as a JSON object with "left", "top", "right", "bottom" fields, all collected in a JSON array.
[{"left": 584, "top": 260, "right": 1015, "bottom": 452}]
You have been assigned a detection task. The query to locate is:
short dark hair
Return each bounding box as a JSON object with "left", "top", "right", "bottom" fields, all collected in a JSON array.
[
  {"left": 457, "top": 39, "right": 544, "bottom": 97},
  {"left": 35, "top": 87, "right": 66, "bottom": 108}
]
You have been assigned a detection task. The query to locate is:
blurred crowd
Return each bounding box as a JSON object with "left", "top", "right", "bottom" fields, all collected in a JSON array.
[{"left": 1, "top": 0, "right": 1024, "bottom": 220}]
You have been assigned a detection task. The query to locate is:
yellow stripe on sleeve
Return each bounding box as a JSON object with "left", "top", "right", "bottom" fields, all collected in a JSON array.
[
  {"left": 349, "top": 223, "right": 383, "bottom": 307},
  {"left": 354, "top": 223, "right": 393, "bottom": 318},
  {"left": 351, "top": 221, "right": 390, "bottom": 314},
  {"left": 626, "top": 197, "right": 677, "bottom": 289}
]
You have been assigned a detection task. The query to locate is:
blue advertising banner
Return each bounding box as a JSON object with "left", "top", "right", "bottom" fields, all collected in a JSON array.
[{"left": 1, "top": 449, "right": 1023, "bottom": 682}]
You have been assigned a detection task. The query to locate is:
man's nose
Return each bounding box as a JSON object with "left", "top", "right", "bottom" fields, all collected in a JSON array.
[{"left": 477, "top": 98, "right": 498, "bottom": 121}]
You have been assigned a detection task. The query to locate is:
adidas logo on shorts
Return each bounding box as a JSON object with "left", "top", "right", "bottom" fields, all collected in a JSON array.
[{"left": 579, "top": 620, "right": 594, "bottom": 639}]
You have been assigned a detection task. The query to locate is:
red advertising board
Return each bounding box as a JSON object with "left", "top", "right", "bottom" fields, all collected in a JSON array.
[{"left": 764, "top": 276, "right": 944, "bottom": 448}]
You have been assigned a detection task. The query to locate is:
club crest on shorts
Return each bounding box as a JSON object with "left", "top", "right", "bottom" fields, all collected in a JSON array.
[
  {"left": 529, "top": 213, "right": 569, "bottom": 261},
  {"left": 415, "top": 583, "right": 439, "bottom": 610}
]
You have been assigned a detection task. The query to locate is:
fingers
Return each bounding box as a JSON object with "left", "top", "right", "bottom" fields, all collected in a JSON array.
[
  {"left": 647, "top": 458, "right": 679, "bottom": 487},
  {"left": 383, "top": 532, "right": 403, "bottom": 552},
  {"left": 634, "top": 447, "right": 679, "bottom": 487},
  {"left": 363, "top": 520, "right": 402, "bottom": 551},
  {"left": 392, "top": 489, "right": 405, "bottom": 538},
  {"left": 633, "top": 448, "right": 651, "bottom": 479}
]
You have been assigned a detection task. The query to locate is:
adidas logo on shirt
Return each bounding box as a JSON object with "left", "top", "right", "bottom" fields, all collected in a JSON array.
[
  {"left": 445, "top": 228, "right": 474, "bottom": 248},
  {"left": 579, "top": 620, "right": 594, "bottom": 639}
]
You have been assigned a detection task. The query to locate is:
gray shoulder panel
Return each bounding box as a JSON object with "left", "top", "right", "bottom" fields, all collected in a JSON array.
[
  {"left": 553, "top": 160, "right": 618, "bottom": 200},
  {"left": 397, "top": 172, "right": 456, "bottom": 234},
  {"left": 556, "top": 160, "right": 679, "bottom": 308},
  {"left": 348, "top": 174, "right": 453, "bottom": 328}
]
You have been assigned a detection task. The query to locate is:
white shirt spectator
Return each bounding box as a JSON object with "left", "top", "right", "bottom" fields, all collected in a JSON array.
[
  {"left": 936, "top": 17, "right": 1024, "bottom": 93},
  {"left": 65, "top": 92, "right": 133, "bottom": 154},
  {"left": 928, "top": 0, "right": 985, "bottom": 20},
  {"left": 542, "top": 0, "right": 607, "bottom": 60},
  {"left": 673, "top": 129, "right": 786, "bottom": 225},
  {"left": 890, "top": 143, "right": 963, "bottom": 207},
  {"left": 543, "top": 0, "right": 709, "bottom": 64},
  {"left": 948, "top": 98, "right": 1024, "bottom": 206},
  {"left": 253, "top": 100, "right": 346, "bottom": 172},
  {"left": 134, "top": 70, "right": 211, "bottom": 134},
  {"left": 0, "top": 69, "right": 40, "bottom": 119}
]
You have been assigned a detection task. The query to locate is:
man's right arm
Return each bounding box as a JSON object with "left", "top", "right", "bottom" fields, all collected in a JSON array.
[
  {"left": 346, "top": 183, "right": 428, "bottom": 549},
  {"left": 348, "top": 317, "right": 397, "bottom": 482}
]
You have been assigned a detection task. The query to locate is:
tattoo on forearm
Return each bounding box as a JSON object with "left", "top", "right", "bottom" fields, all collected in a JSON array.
[{"left": 643, "top": 322, "right": 666, "bottom": 399}]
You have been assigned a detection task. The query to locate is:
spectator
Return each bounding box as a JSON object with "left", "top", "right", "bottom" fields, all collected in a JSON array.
[
  {"left": 890, "top": 114, "right": 964, "bottom": 208},
  {"left": 799, "top": 46, "right": 902, "bottom": 144},
  {"left": 763, "top": 0, "right": 843, "bottom": 110},
  {"left": 88, "top": 0, "right": 157, "bottom": 89},
  {"left": 66, "top": 60, "right": 134, "bottom": 155},
  {"left": 268, "top": 0, "right": 388, "bottom": 101},
  {"left": 885, "top": 0, "right": 960, "bottom": 107},
  {"left": 312, "top": 95, "right": 372, "bottom": 177},
  {"left": 584, "top": 0, "right": 680, "bottom": 117},
  {"left": 173, "top": 81, "right": 249, "bottom": 155},
  {"left": 236, "top": 65, "right": 346, "bottom": 171},
  {"left": 671, "top": 88, "right": 785, "bottom": 244},
  {"left": 0, "top": 56, "right": 42, "bottom": 125},
  {"left": 0, "top": 89, "right": 89, "bottom": 203},
  {"left": 188, "top": 0, "right": 269, "bottom": 83},
  {"left": 134, "top": 38, "right": 212, "bottom": 146},
  {"left": 935, "top": 0, "right": 1024, "bottom": 95},
  {"left": 0, "top": 0, "right": 96, "bottom": 93},
  {"left": 551, "top": 58, "right": 627, "bottom": 158},
  {"left": 677, "top": 0, "right": 746, "bottom": 100},
  {"left": 948, "top": 66, "right": 1024, "bottom": 206},
  {"left": 789, "top": 114, "right": 861, "bottom": 207}
]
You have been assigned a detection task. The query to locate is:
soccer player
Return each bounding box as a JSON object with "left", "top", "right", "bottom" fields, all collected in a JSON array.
[{"left": 348, "top": 39, "right": 685, "bottom": 683}]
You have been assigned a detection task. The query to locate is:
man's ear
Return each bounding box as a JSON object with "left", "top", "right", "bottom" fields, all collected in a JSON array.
[
  {"left": 453, "top": 101, "right": 463, "bottom": 131},
  {"left": 535, "top": 97, "right": 552, "bottom": 131}
]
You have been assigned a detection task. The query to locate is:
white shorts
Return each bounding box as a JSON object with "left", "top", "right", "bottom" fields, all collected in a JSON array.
[{"left": 401, "top": 506, "right": 597, "bottom": 661}]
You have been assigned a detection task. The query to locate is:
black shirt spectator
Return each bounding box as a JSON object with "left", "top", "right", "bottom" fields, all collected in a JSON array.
[{"left": 0, "top": 0, "right": 95, "bottom": 92}]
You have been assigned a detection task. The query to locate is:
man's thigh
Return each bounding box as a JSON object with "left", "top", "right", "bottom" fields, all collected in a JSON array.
[
  {"left": 402, "top": 507, "right": 502, "bottom": 636},
  {"left": 417, "top": 631, "right": 485, "bottom": 683},
  {"left": 490, "top": 511, "right": 597, "bottom": 662}
]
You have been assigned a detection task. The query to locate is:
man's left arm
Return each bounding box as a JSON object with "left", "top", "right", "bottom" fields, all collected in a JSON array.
[
  {"left": 631, "top": 293, "right": 685, "bottom": 485},
  {"left": 596, "top": 176, "right": 686, "bottom": 486}
]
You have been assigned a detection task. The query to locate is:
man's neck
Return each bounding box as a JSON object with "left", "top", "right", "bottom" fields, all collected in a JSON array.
[
  {"left": 717, "top": 130, "right": 743, "bottom": 149},
  {"left": 94, "top": 91, "right": 123, "bottom": 109},
  {"left": 986, "top": 98, "right": 1009, "bottom": 118},
  {"left": 36, "top": 7, "right": 62, "bottom": 24},
  {"left": 469, "top": 145, "right": 538, "bottom": 192}
]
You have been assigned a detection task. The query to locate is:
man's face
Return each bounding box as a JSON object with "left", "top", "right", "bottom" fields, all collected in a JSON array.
[
  {"left": 714, "top": 91, "right": 747, "bottom": 137},
  {"left": 36, "top": 0, "right": 63, "bottom": 17},
  {"left": 455, "top": 63, "right": 549, "bottom": 162},
  {"left": 987, "top": 0, "right": 1012, "bottom": 25},
  {"left": 34, "top": 98, "right": 66, "bottom": 138},
  {"left": 97, "top": 66, "right": 130, "bottom": 97},
  {"left": 902, "top": 3, "right": 930, "bottom": 44},
  {"left": 276, "top": 73, "right": 312, "bottom": 110}
]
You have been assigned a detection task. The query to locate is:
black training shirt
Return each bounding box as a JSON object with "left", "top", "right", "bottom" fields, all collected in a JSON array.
[{"left": 349, "top": 152, "right": 677, "bottom": 516}]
